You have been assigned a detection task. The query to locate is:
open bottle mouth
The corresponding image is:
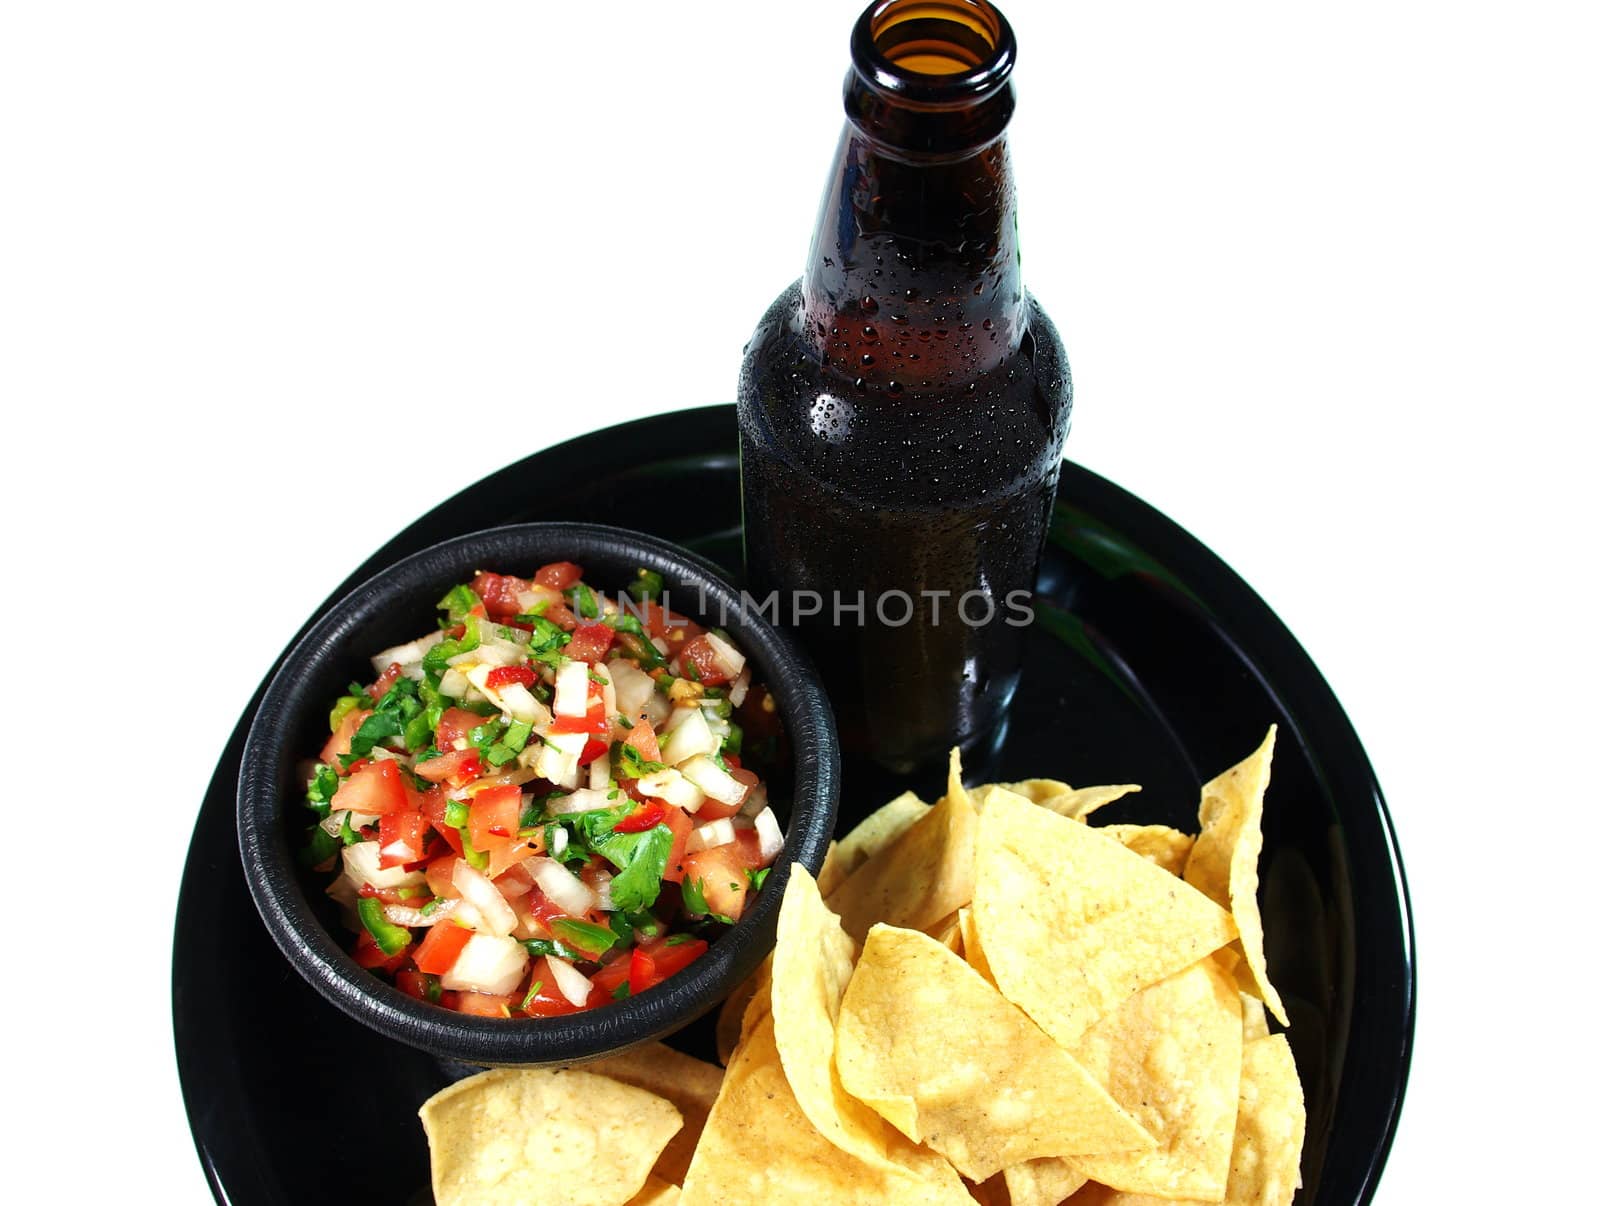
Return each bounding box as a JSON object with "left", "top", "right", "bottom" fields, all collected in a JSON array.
[{"left": 851, "top": 0, "right": 1016, "bottom": 105}]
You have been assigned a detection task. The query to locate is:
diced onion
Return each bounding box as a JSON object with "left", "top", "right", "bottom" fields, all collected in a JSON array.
[
  {"left": 587, "top": 750, "right": 611, "bottom": 790},
  {"left": 703, "top": 631, "right": 747, "bottom": 679},
  {"left": 545, "top": 954, "right": 594, "bottom": 1007},
  {"left": 553, "top": 660, "right": 591, "bottom": 718},
  {"left": 380, "top": 838, "right": 423, "bottom": 865},
  {"left": 526, "top": 857, "right": 599, "bottom": 916},
  {"left": 606, "top": 659, "right": 656, "bottom": 717},
  {"left": 441, "top": 934, "right": 529, "bottom": 995},
  {"left": 546, "top": 788, "right": 616, "bottom": 816},
  {"left": 550, "top": 827, "right": 569, "bottom": 858},
  {"left": 516, "top": 585, "right": 562, "bottom": 612},
  {"left": 738, "top": 781, "right": 768, "bottom": 818},
  {"left": 659, "top": 708, "right": 717, "bottom": 765},
  {"left": 636, "top": 767, "right": 706, "bottom": 814},
  {"left": 452, "top": 859, "right": 518, "bottom": 937},
  {"left": 679, "top": 754, "right": 748, "bottom": 808},
  {"left": 753, "top": 806, "right": 784, "bottom": 861},
  {"left": 590, "top": 867, "right": 614, "bottom": 913},
  {"left": 383, "top": 898, "right": 459, "bottom": 928},
  {"left": 687, "top": 817, "right": 737, "bottom": 853},
  {"left": 438, "top": 667, "right": 471, "bottom": 698},
  {"left": 728, "top": 665, "right": 752, "bottom": 707},
  {"left": 341, "top": 841, "right": 426, "bottom": 892},
  {"left": 371, "top": 631, "right": 443, "bottom": 675}
]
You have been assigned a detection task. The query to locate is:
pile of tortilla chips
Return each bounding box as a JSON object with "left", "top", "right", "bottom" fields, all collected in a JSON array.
[{"left": 419, "top": 728, "right": 1306, "bottom": 1205}]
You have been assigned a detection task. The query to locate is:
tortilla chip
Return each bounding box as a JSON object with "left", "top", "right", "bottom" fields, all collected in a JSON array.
[
  {"left": 1240, "top": 991, "right": 1270, "bottom": 1041},
  {"left": 1038, "top": 783, "right": 1141, "bottom": 821},
  {"left": 929, "top": 910, "right": 963, "bottom": 953},
  {"left": 623, "top": 1175, "right": 680, "bottom": 1206},
  {"left": 1003, "top": 1158, "right": 1088, "bottom": 1206},
  {"left": 1068, "top": 958, "right": 1243, "bottom": 1200},
  {"left": 771, "top": 867, "right": 967, "bottom": 1193},
  {"left": 955, "top": 906, "right": 994, "bottom": 984},
  {"left": 829, "top": 790, "right": 932, "bottom": 882},
  {"left": 420, "top": 1068, "right": 681, "bottom": 1206},
  {"left": 974, "top": 792, "right": 1237, "bottom": 1046},
  {"left": 715, "top": 957, "right": 770, "bottom": 1065},
  {"left": 681, "top": 1013, "right": 968, "bottom": 1203},
  {"left": 837, "top": 925, "right": 1153, "bottom": 1181},
  {"left": 1055, "top": 1035, "right": 1305, "bottom": 1206},
  {"left": 815, "top": 840, "right": 848, "bottom": 897},
  {"left": 827, "top": 755, "right": 979, "bottom": 943},
  {"left": 1183, "top": 727, "right": 1289, "bottom": 1027},
  {"left": 966, "top": 1171, "right": 1014, "bottom": 1206},
  {"left": 1096, "top": 824, "right": 1195, "bottom": 877},
  {"left": 586, "top": 1042, "right": 723, "bottom": 1186}
]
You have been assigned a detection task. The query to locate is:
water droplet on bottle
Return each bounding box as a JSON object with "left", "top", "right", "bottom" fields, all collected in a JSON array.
[
  {"left": 861, "top": 295, "right": 878, "bottom": 314},
  {"left": 981, "top": 318, "right": 994, "bottom": 331}
]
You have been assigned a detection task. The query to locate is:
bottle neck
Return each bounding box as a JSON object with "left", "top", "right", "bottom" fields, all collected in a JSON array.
[{"left": 801, "top": 0, "right": 1025, "bottom": 387}]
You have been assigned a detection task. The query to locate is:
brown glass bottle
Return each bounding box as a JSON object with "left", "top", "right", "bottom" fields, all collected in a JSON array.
[{"left": 738, "top": 0, "right": 1071, "bottom": 774}]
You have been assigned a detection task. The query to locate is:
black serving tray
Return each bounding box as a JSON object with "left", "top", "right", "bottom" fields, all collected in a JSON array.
[{"left": 173, "top": 404, "right": 1413, "bottom": 1204}]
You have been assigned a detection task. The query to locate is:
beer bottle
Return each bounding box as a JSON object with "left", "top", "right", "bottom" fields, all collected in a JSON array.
[{"left": 738, "top": 0, "right": 1071, "bottom": 773}]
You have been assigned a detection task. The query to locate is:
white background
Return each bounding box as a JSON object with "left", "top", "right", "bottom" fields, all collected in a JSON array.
[{"left": 3, "top": 1, "right": 1596, "bottom": 1201}]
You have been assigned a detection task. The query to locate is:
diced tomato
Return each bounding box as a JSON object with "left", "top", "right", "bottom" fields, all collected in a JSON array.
[
  {"left": 456, "top": 991, "right": 516, "bottom": 1018},
  {"left": 431, "top": 822, "right": 465, "bottom": 858},
  {"left": 658, "top": 803, "right": 695, "bottom": 884},
  {"left": 680, "top": 634, "right": 734, "bottom": 686},
  {"left": 425, "top": 855, "right": 462, "bottom": 900},
  {"left": 468, "top": 785, "right": 523, "bottom": 851},
  {"left": 352, "top": 930, "right": 409, "bottom": 973},
  {"left": 414, "top": 748, "right": 484, "bottom": 786},
  {"left": 394, "top": 970, "right": 438, "bottom": 1003},
  {"left": 369, "top": 662, "right": 404, "bottom": 701},
  {"left": 494, "top": 861, "right": 536, "bottom": 898},
  {"left": 435, "top": 707, "right": 488, "bottom": 750},
  {"left": 331, "top": 759, "right": 409, "bottom": 816},
  {"left": 521, "top": 886, "right": 573, "bottom": 931},
  {"left": 722, "top": 753, "right": 743, "bottom": 770},
  {"left": 486, "top": 835, "right": 543, "bottom": 880},
  {"left": 378, "top": 810, "right": 429, "bottom": 868},
  {"left": 533, "top": 562, "right": 584, "bottom": 590},
  {"left": 628, "top": 946, "right": 658, "bottom": 996},
  {"left": 565, "top": 622, "right": 616, "bottom": 664},
  {"left": 588, "top": 952, "right": 631, "bottom": 1003},
  {"left": 485, "top": 664, "right": 537, "bottom": 690},
  {"left": 681, "top": 831, "right": 766, "bottom": 921},
  {"left": 623, "top": 716, "right": 661, "bottom": 764},
  {"left": 578, "top": 736, "right": 609, "bottom": 767},
  {"left": 638, "top": 934, "right": 708, "bottom": 982},
  {"left": 639, "top": 603, "right": 705, "bottom": 644},
  {"left": 413, "top": 921, "right": 473, "bottom": 975},
  {"left": 321, "top": 708, "right": 369, "bottom": 770},
  {"left": 470, "top": 571, "right": 536, "bottom": 623},
  {"left": 543, "top": 601, "right": 580, "bottom": 632},
  {"left": 550, "top": 691, "right": 609, "bottom": 737},
  {"left": 414, "top": 786, "right": 450, "bottom": 825},
  {"left": 521, "top": 957, "right": 585, "bottom": 1016},
  {"left": 613, "top": 801, "right": 667, "bottom": 834}
]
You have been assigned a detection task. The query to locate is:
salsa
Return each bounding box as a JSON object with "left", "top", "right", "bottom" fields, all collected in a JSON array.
[{"left": 299, "top": 562, "right": 785, "bottom": 1018}]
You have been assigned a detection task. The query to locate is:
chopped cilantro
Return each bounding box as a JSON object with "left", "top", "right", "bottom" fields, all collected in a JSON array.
[
  {"left": 520, "top": 979, "right": 544, "bottom": 1011},
  {"left": 339, "top": 811, "right": 361, "bottom": 846},
  {"left": 348, "top": 710, "right": 403, "bottom": 758},
  {"left": 566, "top": 581, "right": 600, "bottom": 619},
  {"left": 746, "top": 867, "right": 770, "bottom": 892},
  {"left": 611, "top": 981, "right": 632, "bottom": 1000},
  {"left": 617, "top": 743, "right": 667, "bottom": 781}
]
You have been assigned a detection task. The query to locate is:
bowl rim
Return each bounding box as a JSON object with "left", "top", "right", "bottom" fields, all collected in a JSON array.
[{"left": 236, "top": 520, "right": 839, "bottom": 1065}]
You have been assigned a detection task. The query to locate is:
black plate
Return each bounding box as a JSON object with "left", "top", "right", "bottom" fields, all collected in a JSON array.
[{"left": 174, "top": 404, "right": 1413, "bottom": 1204}]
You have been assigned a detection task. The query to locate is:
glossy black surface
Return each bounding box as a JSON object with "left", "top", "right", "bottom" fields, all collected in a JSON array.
[
  {"left": 175, "top": 405, "right": 1413, "bottom": 1205},
  {"left": 237, "top": 523, "right": 838, "bottom": 1067}
]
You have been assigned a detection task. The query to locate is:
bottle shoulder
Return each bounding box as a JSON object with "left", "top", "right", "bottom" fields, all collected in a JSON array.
[{"left": 738, "top": 285, "right": 1070, "bottom": 506}]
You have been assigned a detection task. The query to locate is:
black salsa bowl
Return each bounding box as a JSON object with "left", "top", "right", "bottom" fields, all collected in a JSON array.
[{"left": 236, "top": 521, "right": 840, "bottom": 1066}]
